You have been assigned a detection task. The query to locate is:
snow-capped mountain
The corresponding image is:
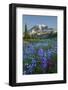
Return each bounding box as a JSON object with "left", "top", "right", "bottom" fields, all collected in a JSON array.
[{"left": 28, "top": 24, "right": 56, "bottom": 36}]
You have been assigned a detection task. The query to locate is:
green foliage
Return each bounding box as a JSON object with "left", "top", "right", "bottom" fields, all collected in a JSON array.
[
  {"left": 33, "top": 66, "right": 42, "bottom": 74},
  {"left": 48, "top": 32, "right": 57, "bottom": 38},
  {"left": 47, "top": 53, "right": 57, "bottom": 73},
  {"left": 23, "top": 24, "right": 31, "bottom": 39}
]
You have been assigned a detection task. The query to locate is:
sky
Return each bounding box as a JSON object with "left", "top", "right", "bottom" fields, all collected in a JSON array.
[{"left": 23, "top": 15, "right": 57, "bottom": 31}]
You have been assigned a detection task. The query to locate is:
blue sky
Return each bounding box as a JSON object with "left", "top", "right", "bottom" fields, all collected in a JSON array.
[{"left": 23, "top": 15, "right": 57, "bottom": 30}]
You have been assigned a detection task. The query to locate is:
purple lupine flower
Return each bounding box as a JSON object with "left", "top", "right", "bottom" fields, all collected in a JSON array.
[
  {"left": 26, "top": 59, "right": 37, "bottom": 74},
  {"left": 28, "top": 44, "right": 35, "bottom": 54},
  {"left": 26, "top": 60, "right": 36, "bottom": 74},
  {"left": 31, "top": 58, "right": 36, "bottom": 67},
  {"left": 23, "top": 54, "right": 27, "bottom": 59},
  {"left": 38, "top": 48, "right": 44, "bottom": 57},
  {"left": 44, "top": 51, "right": 47, "bottom": 57},
  {"left": 24, "top": 64, "right": 32, "bottom": 74},
  {"left": 41, "top": 57, "right": 48, "bottom": 68},
  {"left": 26, "top": 64, "right": 33, "bottom": 74},
  {"left": 23, "top": 71, "right": 26, "bottom": 74},
  {"left": 24, "top": 44, "right": 35, "bottom": 55},
  {"left": 47, "top": 49, "right": 52, "bottom": 59},
  {"left": 24, "top": 63, "right": 29, "bottom": 74}
]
